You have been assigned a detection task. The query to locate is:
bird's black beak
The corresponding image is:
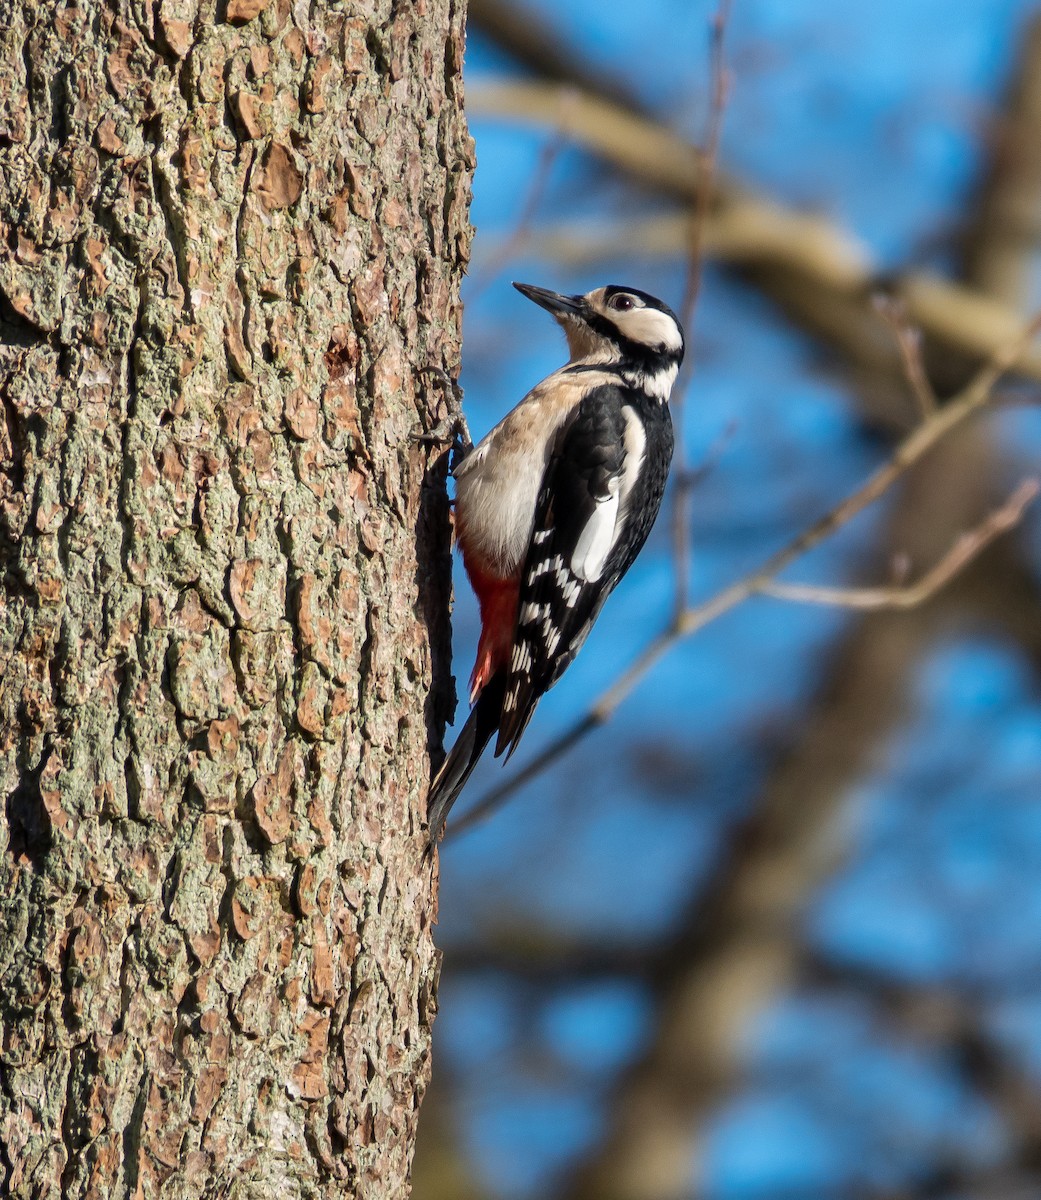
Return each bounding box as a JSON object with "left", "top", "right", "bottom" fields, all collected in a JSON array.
[{"left": 512, "top": 282, "right": 584, "bottom": 317}]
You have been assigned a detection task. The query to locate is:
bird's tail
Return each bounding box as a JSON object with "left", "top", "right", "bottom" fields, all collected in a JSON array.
[{"left": 426, "top": 674, "right": 505, "bottom": 843}]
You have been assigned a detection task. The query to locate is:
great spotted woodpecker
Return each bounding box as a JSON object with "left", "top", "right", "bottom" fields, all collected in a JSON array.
[{"left": 426, "top": 282, "right": 684, "bottom": 840}]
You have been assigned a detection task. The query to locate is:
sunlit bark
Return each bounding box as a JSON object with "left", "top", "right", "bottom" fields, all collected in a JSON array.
[{"left": 0, "top": 1, "right": 472, "bottom": 1195}]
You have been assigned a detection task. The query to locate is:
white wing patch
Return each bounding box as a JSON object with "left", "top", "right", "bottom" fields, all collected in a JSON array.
[
  {"left": 619, "top": 405, "right": 647, "bottom": 506},
  {"left": 571, "top": 481, "right": 620, "bottom": 582},
  {"left": 569, "top": 405, "right": 648, "bottom": 583}
]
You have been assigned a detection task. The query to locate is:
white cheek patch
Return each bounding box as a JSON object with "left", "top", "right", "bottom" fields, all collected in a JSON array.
[
  {"left": 571, "top": 482, "right": 619, "bottom": 582},
  {"left": 617, "top": 308, "right": 682, "bottom": 353}
]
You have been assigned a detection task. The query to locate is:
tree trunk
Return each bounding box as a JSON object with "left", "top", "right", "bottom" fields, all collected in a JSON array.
[{"left": 0, "top": 1, "right": 472, "bottom": 1195}]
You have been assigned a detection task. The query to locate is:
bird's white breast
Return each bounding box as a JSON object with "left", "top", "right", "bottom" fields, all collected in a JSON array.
[
  {"left": 453, "top": 368, "right": 620, "bottom": 578},
  {"left": 455, "top": 436, "right": 550, "bottom": 575}
]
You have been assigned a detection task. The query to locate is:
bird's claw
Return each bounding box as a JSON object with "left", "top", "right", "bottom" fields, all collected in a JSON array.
[{"left": 414, "top": 365, "right": 473, "bottom": 467}]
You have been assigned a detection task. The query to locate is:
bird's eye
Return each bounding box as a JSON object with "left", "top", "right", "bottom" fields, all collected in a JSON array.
[{"left": 608, "top": 293, "right": 635, "bottom": 312}]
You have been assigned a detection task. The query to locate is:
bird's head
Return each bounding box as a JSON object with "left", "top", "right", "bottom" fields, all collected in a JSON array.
[{"left": 513, "top": 281, "right": 685, "bottom": 398}]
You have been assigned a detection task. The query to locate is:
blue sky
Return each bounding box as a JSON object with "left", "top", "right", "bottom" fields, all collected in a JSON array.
[{"left": 417, "top": 3, "right": 1041, "bottom": 1196}]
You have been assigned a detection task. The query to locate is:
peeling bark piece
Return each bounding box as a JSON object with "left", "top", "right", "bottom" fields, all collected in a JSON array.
[
  {"left": 305, "top": 57, "right": 335, "bottom": 113},
  {"left": 249, "top": 773, "right": 292, "bottom": 845},
  {"left": 223, "top": 278, "right": 253, "bottom": 379},
  {"left": 285, "top": 386, "right": 320, "bottom": 439},
  {"left": 206, "top": 715, "right": 240, "bottom": 761},
  {"left": 96, "top": 118, "right": 124, "bottom": 154},
  {"left": 158, "top": 16, "right": 193, "bottom": 58},
  {"left": 256, "top": 141, "right": 303, "bottom": 211},
  {"left": 231, "top": 90, "right": 266, "bottom": 139},
  {"left": 226, "top": 0, "right": 270, "bottom": 23}
]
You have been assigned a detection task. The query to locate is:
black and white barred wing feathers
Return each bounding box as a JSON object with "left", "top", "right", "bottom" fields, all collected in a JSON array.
[{"left": 496, "top": 384, "right": 646, "bottom": 757}]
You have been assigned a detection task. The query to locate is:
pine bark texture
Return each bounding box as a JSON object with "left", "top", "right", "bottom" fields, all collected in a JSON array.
[{"left": 0, "top": 1, "right": 472, "bottom": 1196}]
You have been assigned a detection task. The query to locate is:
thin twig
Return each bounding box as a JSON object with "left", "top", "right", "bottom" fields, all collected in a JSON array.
[
  {"left": 446, "top": 311, "right": 1041, "bottom": 840},
  {"left": 760, "top": 478, "right": 1039, "bottom": 609},
  {"left": 873, "top": 293, "right": 938, "bottom": 419},
  {"left": 671, "top": 0, "right": 733, "bottom": 622},
  {"left": 680, "top": 2, "right": 733, "bottom": 327},
  {"left": 674, "top": 420, "right": 738, "bottom": 493},
  {"left": 468, "top": 132, "right": 566, "bottom": 303}
]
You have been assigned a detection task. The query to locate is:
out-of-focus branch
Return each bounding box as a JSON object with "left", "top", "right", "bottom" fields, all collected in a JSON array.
[
  {"left": 466, "top": 78, "right": 829, "bottom": 237},
  {"left": 466, "top": 79, "right": 1041, "bottom": 396},
  {"left": 468, "top": 0, "right": 651, "bottom": 117},
  {"left": 874, "top": 295, "right": 939, "bottom": 419},
  {"left": 959, "top": 14, "right": 1041, "bottom": 299},
  {"left": 560, "top": 434, "right": 1041, "bottom": 1200},
  {"left": 412, "top": 1096, "right": 496, "bottom": 1200},
  {"left": 805, "top": 956, "right": 1041, "bottom": 1182},
  {"left": 447, "top": 313, "right": 1041, "bottom": 841},
  {"left": 760, "top": 478, "right": 1040, "bottom": 609}
]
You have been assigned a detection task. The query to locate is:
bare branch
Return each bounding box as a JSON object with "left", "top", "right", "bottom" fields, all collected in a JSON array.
[
  {"left": 678, "top": 1, "right": 732, "bottom": 326},
  {"left": 960, "top": 13, "right": 1041, "bottom": 300},
  {"left": 873, "top": 293, "right": 939, "bottom": 419},
  {"left": 761, "top": 478, "right": 1040, "bottom": 609},
  {"left": 467, "top": 0, "right": 651, "bottom": 117}
]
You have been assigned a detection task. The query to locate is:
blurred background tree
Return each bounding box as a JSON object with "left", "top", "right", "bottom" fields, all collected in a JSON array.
[{"left": 416, "top": 2, "right": 1041, "bottom": 1198}]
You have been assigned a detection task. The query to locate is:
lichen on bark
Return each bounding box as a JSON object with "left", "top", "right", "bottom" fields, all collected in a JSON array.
[{"left": 0, "top": 1, "right": 473, "bottom": 1196}]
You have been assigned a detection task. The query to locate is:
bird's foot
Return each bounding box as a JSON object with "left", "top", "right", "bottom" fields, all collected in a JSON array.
[{"left": 414, "top": 366, "right": 473, "bottom": 468}]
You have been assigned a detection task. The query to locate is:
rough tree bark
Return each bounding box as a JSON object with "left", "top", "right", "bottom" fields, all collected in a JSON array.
[{"left": 0, "top": 1, "right": 472, "bottom": 1196}]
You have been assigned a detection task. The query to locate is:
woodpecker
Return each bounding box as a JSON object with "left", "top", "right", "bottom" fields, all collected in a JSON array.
[{"left": 426, "top": 282, "right": 684, "bottom": 841}]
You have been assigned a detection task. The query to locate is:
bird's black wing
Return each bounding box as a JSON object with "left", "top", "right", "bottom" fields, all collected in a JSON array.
[{"left": 494, "top": 384, "right": 638, "bottom": 758}]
